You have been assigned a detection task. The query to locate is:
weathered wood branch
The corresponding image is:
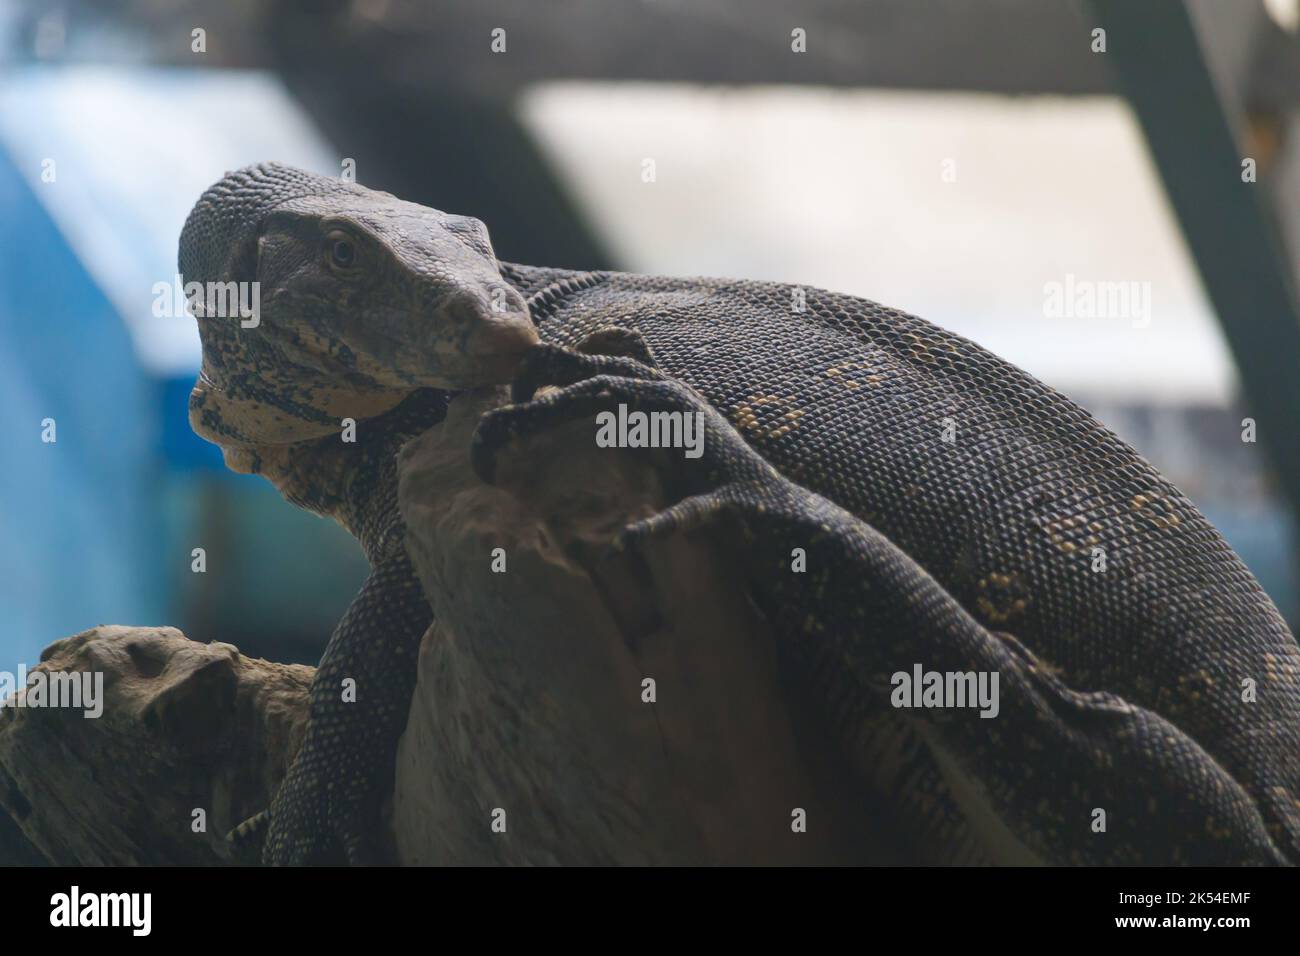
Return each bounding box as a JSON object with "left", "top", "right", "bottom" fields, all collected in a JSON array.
[
  {"left": 0, "top": 626, "right": 312, "bottom": 865},
  {"left": 1, "top": 387, "right": 881, "bottom": 865}
]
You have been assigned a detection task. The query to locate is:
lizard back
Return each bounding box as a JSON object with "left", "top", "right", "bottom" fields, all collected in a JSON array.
[{"left": 501, "top": 261, "right": 1300, "bottom": 858}]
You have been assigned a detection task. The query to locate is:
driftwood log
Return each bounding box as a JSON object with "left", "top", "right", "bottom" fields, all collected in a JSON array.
[
  {"left": 0, "top": 626, "right": 312, "bottom": 865},
  {"left": 1, "top": 387, "right": 884, "bottom": 865}
]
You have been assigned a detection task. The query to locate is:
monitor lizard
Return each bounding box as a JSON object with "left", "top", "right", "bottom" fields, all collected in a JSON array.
[{"left": 180, "top": 162, "right": 1300, "bottom": 865}]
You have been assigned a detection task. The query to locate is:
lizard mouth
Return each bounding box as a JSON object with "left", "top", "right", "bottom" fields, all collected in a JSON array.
[
  {"left": 442, "top": 343, "right": 537, "bottom": 387},
  {"left": 469, "top": 313, "right": 541, "bottom": 353},
  {"left": 452, "top": 316, "right": 540, "bottom": 385}
]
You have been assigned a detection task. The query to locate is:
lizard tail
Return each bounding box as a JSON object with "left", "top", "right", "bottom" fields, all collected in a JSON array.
[{"left": 227, "top": 809, "right": 271, "bottom": 862}]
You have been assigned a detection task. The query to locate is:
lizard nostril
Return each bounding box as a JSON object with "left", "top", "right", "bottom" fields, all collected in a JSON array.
[{"left": 443, "top": 291, "right": 483, "bottom": 327}]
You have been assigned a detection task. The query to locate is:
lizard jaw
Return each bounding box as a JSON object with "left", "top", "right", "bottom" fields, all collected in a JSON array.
[
  {"left": 401, "top": 300, "right": 540, "bottom": 388},
  {"left": 427, "top": 352, "right": 533, "bottom": 388},
  {"left": 459, "top": 316, "right": 541, "bottom": 384}
]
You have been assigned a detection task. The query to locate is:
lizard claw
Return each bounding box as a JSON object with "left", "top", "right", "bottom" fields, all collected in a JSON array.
[
  {"left": 509, "top": 331, "right": 663, "bottom": 404},
  {"left": 473, "top": 367, "right": 794, "bottom": 554},
  {"left": 613, "top": 482, "right": 770, "bottom": 552},
  {"left": 474, "top": 374, "right": 753, "bottom": 488},
  {"left": 472, "top": 374, "right": 668, "bottom": 485}
]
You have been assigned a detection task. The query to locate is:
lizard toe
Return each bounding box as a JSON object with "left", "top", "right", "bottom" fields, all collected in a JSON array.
[
  {"left": 509, "top": 336, "right": 663, "bottom": 403},
  {"left": 473, "top": 375, "right": 692, "bottom": 484},
  {"left": 614, "top": 481, "right": 772, "bottom": 552}
]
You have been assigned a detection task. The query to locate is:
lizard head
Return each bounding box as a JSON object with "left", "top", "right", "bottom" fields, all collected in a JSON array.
[{"left": 179, "top": 162, "right": 537, "bottom": 458}]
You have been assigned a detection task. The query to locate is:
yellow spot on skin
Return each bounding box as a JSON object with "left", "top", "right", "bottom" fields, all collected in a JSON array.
[
  {"left": 823, "top": 363, "right": 881, "bottom": 390},
  {"left": 733, "top": 396, "right": 802, "bottom": 441},
  {"left": 974, "top": 571, "right": 1030, "bottom": 623}
]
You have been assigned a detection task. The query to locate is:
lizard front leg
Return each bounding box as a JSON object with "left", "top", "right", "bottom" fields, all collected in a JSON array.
[
  {"left": 508, "top": 335, "right": 664, "bottom": 404},
  {"left": 471, "top": 371, "right": 1288, "bottom": 866},
  {"left": 254, "top": 545, "right": 431, "bottom": 865}
]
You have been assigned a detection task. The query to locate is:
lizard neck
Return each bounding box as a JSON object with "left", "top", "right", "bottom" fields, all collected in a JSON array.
[{"left": 255, "top": 389, "right": 451, "bottom": 561}]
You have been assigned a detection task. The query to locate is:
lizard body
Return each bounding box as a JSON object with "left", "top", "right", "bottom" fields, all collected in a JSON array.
[{"left": 181, "top": 164, "right": 1300, "bottom": 864}]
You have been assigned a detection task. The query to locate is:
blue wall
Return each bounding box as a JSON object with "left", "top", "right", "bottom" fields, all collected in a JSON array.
[{"left": 0, "top": 145, "right": 165, "bottom": 665}]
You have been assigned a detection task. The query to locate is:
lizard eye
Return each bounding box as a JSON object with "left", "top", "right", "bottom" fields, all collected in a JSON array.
[{"left": 325, "top": 230, "right": 358, "bottom": 271}]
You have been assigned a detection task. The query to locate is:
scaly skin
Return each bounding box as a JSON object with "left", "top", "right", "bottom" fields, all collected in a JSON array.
[
  {"left": 473, "top": 350, "right": 1288, "bottom": 864},
  {"left": 183, "top": 163, "right": 1300, "bottom": 865}
]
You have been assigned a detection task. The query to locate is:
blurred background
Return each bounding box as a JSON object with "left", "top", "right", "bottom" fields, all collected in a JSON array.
[{"left": 2, "top": 0, "right": 1300, "bottom": 672}]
